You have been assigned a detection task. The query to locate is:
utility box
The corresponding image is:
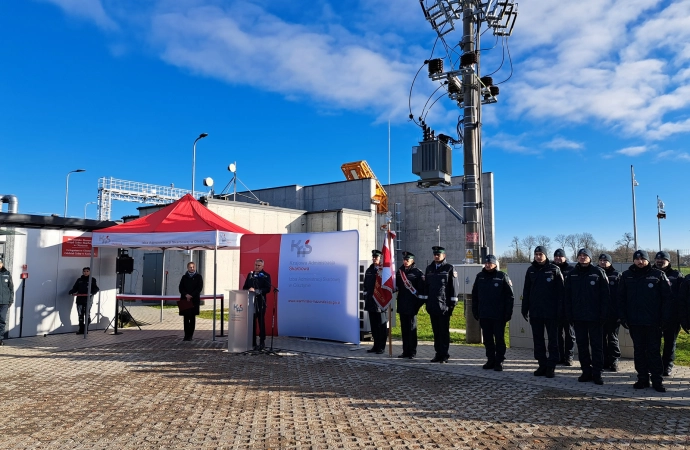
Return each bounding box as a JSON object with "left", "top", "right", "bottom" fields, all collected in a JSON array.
[
  {"left": 454, "top": 264, "right": 483, "bottom": 344},
  {"left": 507, "top": 262, "right": 633, "bottom": 358},
  {"left": 412, "top": 140, "right": 452, "bottom": 185}
]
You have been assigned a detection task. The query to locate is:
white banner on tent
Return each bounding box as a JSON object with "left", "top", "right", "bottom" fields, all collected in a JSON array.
[
  {"left": 277, "top": 230, "right": 359, "bottom": 344},
  {"left": 93, "top": 231, "right": 242, "bottom": 248}
]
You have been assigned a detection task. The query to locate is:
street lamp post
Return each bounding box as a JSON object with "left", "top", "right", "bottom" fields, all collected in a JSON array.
[
  {"left": 84, "top": 201, "right": 97, "bottom": 219},
  {"left": 657, "top": 196, "right": 666, "bottom": 251},
  {"left": 64, "top": 169, "right": 86, "bottom": 217},
  {"left": 631, "top": 165, "right": 639, "bottom": 250},
  {"left": 192, "top": 133, "right": 208, "bottom": 198}
]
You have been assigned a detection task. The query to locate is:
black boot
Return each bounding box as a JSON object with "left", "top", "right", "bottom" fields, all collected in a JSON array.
[
  {"left": 533, "top": 365, "right": 547, "bottom": 376},
  {"left": 76, "top": 325, "right": 85, "bottom": 335},
  {"left": 545, "top": 367, "right": 555, "bottom": 378}
]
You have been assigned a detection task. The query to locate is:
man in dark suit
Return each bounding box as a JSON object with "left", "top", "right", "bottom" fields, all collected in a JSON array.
[
  {"left": 179, "top": 261, "right": 203, "bottom": 341},
  {"left": 242, "top": 259, "right": 272, "bottom": 350}
]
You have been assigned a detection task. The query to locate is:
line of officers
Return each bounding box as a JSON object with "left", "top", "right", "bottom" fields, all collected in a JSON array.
[
  {"left": 362, "top": 245, "right": 690, "bottom": 393},
  {"left": 474, "top": 246, "right": 690, "bottom": 393}
]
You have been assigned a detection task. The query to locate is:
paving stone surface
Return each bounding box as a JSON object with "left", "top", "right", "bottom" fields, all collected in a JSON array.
[{"left": 2, "top": 305, "right": 690, "bottom": 449}]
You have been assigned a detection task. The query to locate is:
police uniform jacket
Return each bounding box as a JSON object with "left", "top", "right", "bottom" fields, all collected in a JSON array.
[
  {"left": 471, "top": 268, "right": 514, "bottom": 321},
  {"left": 0, "top": 267, "right": 14, "bottom": 305},
  {"left": 677, "top": 277, "right": 690, "bottom": 331},
  {"left": 521, "top": 259, "right": 564, "bottom": 320},
  {"left": 69, "top": 275, "right": 100, "bottom": 306},
  {"left": 424, "top": 261, "right": 460, "bottom": 316},
  {"left": 602, "top": 266, "right": 621, "bottom": 321},
  {"left": 618, "top": 264, "right": 672, "bottom": 327},
  {"left": 555, "top": 261, "right": 574, "bottom": 277},
  {"left": 363, "top": 263, "right": 381, "bottom": 312},
  {"left": 178, "top": 272, "right": 203, "bottom": 316},
  {"left": 395, "top": 263, "right": 425, "bottom": 316},
  {"left": 660, "top": 265, "right": 684, "bottom": 318},
  {"left": 564, "top": 263, "right": 609, "bottom": 322}
]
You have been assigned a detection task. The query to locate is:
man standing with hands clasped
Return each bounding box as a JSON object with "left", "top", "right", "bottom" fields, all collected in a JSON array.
[
  {"left": 424, "top": 246, "right": 460, "bottom": 363},
  {"left": 179, "top": 261, "right": 203, "bottom": 341},
  {"left": 619, "top": 250, "right": 673, "bottom": 392},
  {"left": 242, "top": 259, "right": 272, "bottom": 351},
  {"left": 395, "top": 251, "right": 425, "bottom": 359},
  {"left": 472, "top": 255, "right": 514, "bottom": 371}
]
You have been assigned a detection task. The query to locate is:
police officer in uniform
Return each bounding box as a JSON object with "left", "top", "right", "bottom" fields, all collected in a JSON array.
[
  {"left": 564, "top": 248, "right": 610, "bottom": 385},
  {"left": 242, "top": 259, "right": 272, "bottom": 350},
  {"left": 471, "top": 255, "right": 514, "bottom": 371},
  {"left": 363, "top": 250, "right": 387, "bottom": 354},
  {"left": 395, "top": 251, "right": 425, "bottom": 359},
  {"left": 654, "top": 251, "right": 684, "bottom": 376},
  {"left": 553, "top": 248, "right": 575, "bottom": 366},
  {"left": 598, "top": 253, "right": 621, "bottom": 372},
  {"left": 68, "top": 267, "right": 100, "bottom": 335},
  {"left": 424, "top": 246, "right": 460, "bottom": 363},
  {"left": 618, "top": 250, "right": 673, "bottom": 392},
  {"left": 522, "top": 246, "right": 564, "bottom": 378}
]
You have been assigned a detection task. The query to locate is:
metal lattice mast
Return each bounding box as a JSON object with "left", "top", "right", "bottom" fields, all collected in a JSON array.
[{"left": 96, "top": 177, "right": 193, "bottom": 220}]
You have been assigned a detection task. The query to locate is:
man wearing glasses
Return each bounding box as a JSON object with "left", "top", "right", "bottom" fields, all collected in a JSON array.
[
  {"left": 243, "top": 259, "right": 272, "bottom": 350},
  {"left": 68, "top": 267, "right": 100, "bottom": 335}
]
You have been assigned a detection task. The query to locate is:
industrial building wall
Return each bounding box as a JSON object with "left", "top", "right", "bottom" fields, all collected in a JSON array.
[
  {"left": 1, "top": 228, "right": 117, "bottom": 338},
  {"left": 383, "top": 173, "right": 495, "bottom": 266}
]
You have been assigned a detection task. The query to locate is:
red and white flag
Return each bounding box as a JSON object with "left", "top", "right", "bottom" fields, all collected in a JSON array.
[{"left": 374, "top": 230, "right": 396, "bottom": 310}]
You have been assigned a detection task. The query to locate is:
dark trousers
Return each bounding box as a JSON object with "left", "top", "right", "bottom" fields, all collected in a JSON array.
[
  {"left": 183, "top": 312, "right": 196, "bottom": 339},
  {"left": 530, "top": 318, "right": 559, "bottom": 367},
  {"left": 557, "top": 320, "right": 575, "bottom": 361},
  {"left": 253, "top": 310, "right": 267, "bottom": 347},
  {"left": 629, "top": 325, "right": 664, "bottom": 384},
  {"left": 480, "top": 318, "right": 507, "bottom": 363},
  {"left": 662, "top": 322, "right": 681, "bottom": 369},
  {"left": 573, "top": 320, "right": 604, "bottom": 376},
  {"left": 602, "top": 320, "right": 621, "bottom": 366},
  {"left": 399, "top": 313, "right": 418, "bottom": 356},
  {"left": 0, "top": 303, "right": 8, "bottom": 339},
  {"left": 368, "top": 310, "right": 388, "bottom": 351},
  {"left": 430, "top": 312, "right": 451, "bottom": 358},
  {"left": 76, "top": 302, "right": 92, "bottom": 328}
]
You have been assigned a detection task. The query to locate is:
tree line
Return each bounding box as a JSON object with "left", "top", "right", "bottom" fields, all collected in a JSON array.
[{"left": 500, "top": 232, "right": 687, "bottom": 265}]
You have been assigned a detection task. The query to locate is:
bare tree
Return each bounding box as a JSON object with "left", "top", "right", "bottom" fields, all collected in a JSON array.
[
  {"left": 579, "top": 232, "right": 597, "bottom": 251},
  {"left": 554, "top": 234, "right": 568, "bottom": 250},
  {"left": 536, "top": 235, "right": 551, "bottom": 249},
  {"left": 521, "top": 235, "right": 537, "bottom": 259},
  {"left": 511, "top": 236, "right": 522, "bottom": 261},
  {"left": 614, "top": 232, "right": 635, "bottom": 262},
  {"left": 565, "top": 234, "right": 578, "bottom": 260}
]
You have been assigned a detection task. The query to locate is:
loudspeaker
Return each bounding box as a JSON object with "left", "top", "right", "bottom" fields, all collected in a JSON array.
[{"left": 116, "top": 256, "right": 134, "bottom": 274}]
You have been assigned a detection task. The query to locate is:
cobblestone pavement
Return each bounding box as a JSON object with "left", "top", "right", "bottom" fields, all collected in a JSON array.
[{"left": 2, "top": 305, "right": 690, "bottom": 449}]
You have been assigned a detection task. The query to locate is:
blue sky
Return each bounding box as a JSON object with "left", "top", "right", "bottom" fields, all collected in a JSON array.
[{"left": 2, "top": 0, "right": 690, "bottom": 256}]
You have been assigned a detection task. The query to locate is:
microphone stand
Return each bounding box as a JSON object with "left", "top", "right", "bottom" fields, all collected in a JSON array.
[{"left": 261, "top": 286, "right": 281, "bottom": 357}]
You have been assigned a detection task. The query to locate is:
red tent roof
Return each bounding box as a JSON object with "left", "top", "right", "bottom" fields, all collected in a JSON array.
[{"left": 98, "top": 194, "right": 253, "bottom": 234}]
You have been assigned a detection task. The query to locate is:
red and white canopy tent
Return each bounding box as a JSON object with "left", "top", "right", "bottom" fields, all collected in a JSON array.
[{"left": 87, "top": 194, "right": 253, "bottom": 339}]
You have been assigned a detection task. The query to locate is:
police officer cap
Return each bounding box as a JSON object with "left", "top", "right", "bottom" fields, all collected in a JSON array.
[
  {"left": 534, "top": 246, "right": 547, "bottom": 255},
  {"left": 402, "top": 251, "right": 415, "bottom": 260},
  {"left": 432, "top": 246, "right": 446, "bottom": 254},
  {"left": 577, "top": 248, "right": 593, "bottom": 260},
  {"left": 633, "top": 250, "right": 649, "bottom": 261},
  {"left": 484, "top": 254, "right": 497, "bottom": 264},
  {"left": 554, "top": 248, "right": 566, "bottom": 258},
  {"left": 598, "top": 253, "right": 612, "bottom": 264},
  {"left": 83, "top": 267, "right": 91, "bottom": 271},
  {"left": 371, "top": 250, "right": 382, "bottom": 257},
  {"left": 655, "top": 251, "right": 671, "bottom": 262}
]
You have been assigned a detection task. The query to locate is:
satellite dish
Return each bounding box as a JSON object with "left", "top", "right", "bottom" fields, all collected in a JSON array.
[
  {"left": 228, "top": 163, "right": 236, "bottom": 173},
  {"left": 203, "top": 177, "right": 214, "bottom": 187}
]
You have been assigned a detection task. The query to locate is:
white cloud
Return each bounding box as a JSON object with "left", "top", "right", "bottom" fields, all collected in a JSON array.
[
  {"left": 42, "top": 0, "right": 119, "bottom": 31},
  {"left": 616, "top": 146, "right": 649, "bottom": 156},
  {"left": 656, "top": 149, "right": 690, "bottom": 161},
  {"left": 543, "top": 137, "right": 583, "bottom": 151},
  {"left": 484, "top": 133, "right": 538, "bottom": 154}
]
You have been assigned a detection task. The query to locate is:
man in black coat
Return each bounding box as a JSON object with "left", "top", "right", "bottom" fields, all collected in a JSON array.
[
  {"left": 553, "top": 248, "right": 575, "bottom": 366},
  {"left": 179, "top": 261, "right": 203, "bottom": 341},
  {"left": 522, "top": 246, "right": 564, "bottom": 378},
  {"left": 618, "top": 250, "right": 673, "bottom": 392},
  {"left": 68, "top": 267, "right": 100, "bottom": 335},
  {"left": 363, "top": 250, "right": 387, "bottom": 354},
  {"left": 598, "top": 253, "right": 621, "bottom": 372},
  {"left": 395, "top": 251, "right": 425, "bottom": 359},
  {"left": 564, "top": 248, "right": 610, "bottom": 385},
  {"left": 424, "top": 246, "right": 460, "bottom": 363},
  {"left": 654, "top": 251, "right": 684, "bottom": 376},
  {"left": 242, "top": 258, "right": 272, "bottom": 350},
  {"left": 471, "top": 255, "right": 514, "bottom": 371}
]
